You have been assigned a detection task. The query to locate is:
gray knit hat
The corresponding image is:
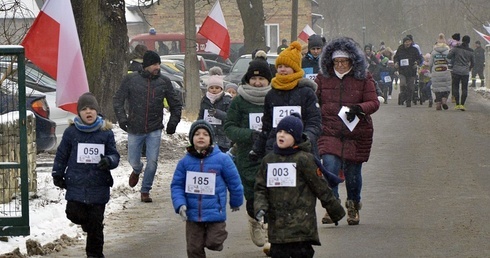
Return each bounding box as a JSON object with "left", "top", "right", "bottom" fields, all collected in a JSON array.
[
  {"left": 189, "top": 119, "right": 215, "bottom": 145},
  {"left": 77, "top": 92, "right": 99, "bottom": 114}
]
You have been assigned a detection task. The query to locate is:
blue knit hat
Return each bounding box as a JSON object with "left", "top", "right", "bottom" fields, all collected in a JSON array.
[{"left": 276, "top": 113, "right": 303, "bottom": 143}]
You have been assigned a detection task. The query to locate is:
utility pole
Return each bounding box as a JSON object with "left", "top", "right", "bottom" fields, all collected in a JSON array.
[
  {"left": 291, "top": 0, "right": 298, "bottom": 43},
  {"left": 183, "top": 0, "right": 200, "bottom": 120}
]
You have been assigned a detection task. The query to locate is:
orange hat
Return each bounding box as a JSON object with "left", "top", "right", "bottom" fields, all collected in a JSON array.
[{"left": 275, "top": 41, "right": 303, "bottom": 73}]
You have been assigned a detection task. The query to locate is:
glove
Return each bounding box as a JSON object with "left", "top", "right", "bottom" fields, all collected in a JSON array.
[
  {"left": 166, "top": 122, "right": 177, "bottom": 134},
  {"left": 231, "top": 207, "right": 240, "bottom": 212},
  {"left": 53, "top": 175, "right": 66, "bottom": 189},
  {"left": 326, "top": 200, "right": 346, "bottom": 226},
  {"left": 97, "top": 154, "right": 110, "bottom": 170},
  {"left": 251, "top": 130, "right": 261, "bottom": 142},
  {"left": 345, "top": 105, "right": 364, "bottom": 122},
  {"left": 119, "top": 121, "right": 128, "bottom": 132},
  {"left": 255, "top": 210, "right": 265, "bottom": 222},
  {"left": 248, "top": 150, "right": 262, "bottom": 162},
  {"left": 179, "top": 205, "right": 187, "bottom": 221},
  {"left": 208, "top": 108, "right": 216, "bottom": 117}
]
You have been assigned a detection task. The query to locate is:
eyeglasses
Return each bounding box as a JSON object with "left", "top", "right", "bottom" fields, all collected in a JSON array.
[{"left": 333, "top": 59, "right": 350, "bottom": 66}]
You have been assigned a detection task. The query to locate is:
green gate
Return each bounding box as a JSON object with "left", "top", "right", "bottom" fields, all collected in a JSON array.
[{"left": 0, "top": 45, "right": 30, "bottom": 236}]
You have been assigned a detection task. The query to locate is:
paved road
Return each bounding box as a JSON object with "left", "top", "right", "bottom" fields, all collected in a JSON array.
[{"left": 52, "top": 88, "right": 490, "bottom": 257}]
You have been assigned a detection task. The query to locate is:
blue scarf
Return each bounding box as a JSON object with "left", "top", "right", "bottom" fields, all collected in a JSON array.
[{"left": 74, "top": 116, "right": 104, "bottom": 133}]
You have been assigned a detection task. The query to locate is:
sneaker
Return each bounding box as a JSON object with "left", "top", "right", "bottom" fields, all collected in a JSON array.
[
  {"left": 460, "top": 105, "right": 465, "bottom": 111},
  {"left": 129, "top": 171, "right": 140, "bottom": 188},
  {"left": 345, "top": 200, "right": 362, "bottom": 225},
  {"left": 388, "top": 95, "right": 392, "bottom": 100},
  {"left": 322, "top": 212, "right": 334, "bottom": 224},
  {"left": 248, "top": 218, "right": 266, "bottom": 247},
  {"left": 454, "top": 105, "right": 461, "bottom": 110},
  {"left": 141, "top": 193, "right": 153, "bottom": 202}
]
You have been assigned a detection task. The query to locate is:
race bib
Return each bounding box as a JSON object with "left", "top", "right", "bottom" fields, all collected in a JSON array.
[
  {"left": 77, "top": 143, "right": 104, "bottom": 164},
  {"left": 185, "top": 171, "right": 216, "bottom": 195},
  {"left": 204, "top": 109, "right": 222, "bottom": 125},
  {"left": 383, "top": 75, "right": 392, "bottom": 83},
  {"left": 400, "top": 59, "right": 409, "bottom": 66},
  {"left": 249, "top": 113, "right": 263, "bottom": 131},
  {"left": 272, "top": 106, "right": 301, "bottom": 128},
  {"left": 305, "top": 73, "right": 317, "bottom": 81},
  {"left": 266, "top": 163, "right": 296, "bottom": 187}
]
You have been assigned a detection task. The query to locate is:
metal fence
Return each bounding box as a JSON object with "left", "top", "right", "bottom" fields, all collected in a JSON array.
[{"left": 0, "top": 45, "right": 30, "bottom": 236}]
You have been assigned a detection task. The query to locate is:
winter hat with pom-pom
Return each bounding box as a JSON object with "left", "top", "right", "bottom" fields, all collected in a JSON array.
[
  {"left": 452, "top": 33, "right": 461, "bottom": 41},
  {"left": 208, "top": 66, "right": 223, "bottom": 76},
  {"left": 437, "top": 33, "right": 447, "bottom": 44},
  {"left": 243, "top": 50, "right": 273, "bottom": 83},
  {"left": 206, "top": 75, "right": 224, "bottom": 89},
  {"left": 275, "top": 41, "right": 303, "bottom": 73},
  {"left": 276, "top": 113, "right": 303, "bottom": 143}
]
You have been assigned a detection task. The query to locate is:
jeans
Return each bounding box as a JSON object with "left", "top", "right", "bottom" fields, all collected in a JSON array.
[
  {"left": 321, "top": 154, "right": 363, "bottom": 203},
  {"left": 451, "top": 73, "right": 469, "bottom": 105},
  {"left": 128, "top": 129, "right": 162, "bottom": 193}
]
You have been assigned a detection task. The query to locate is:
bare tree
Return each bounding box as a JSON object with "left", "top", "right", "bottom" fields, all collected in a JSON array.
[
  {"left": 0, "top": 0, "right": 35, "bottom": 45},
  {"left": 71, "top": 0, "right": 128, "bottom": 122},
  {"left": 236, "top": 0, "right": 267, "bottom": 53}
]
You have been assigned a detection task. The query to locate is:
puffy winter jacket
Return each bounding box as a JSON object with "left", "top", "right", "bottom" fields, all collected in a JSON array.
[
  {"left": 52, "top": 121, "right": 120, "bottom": 205},
  {"left": 171, "top": 145, "right": 244, "bottom": 222},
  {"left": 113, "top": 70, "right": 182, "bottom": 134},
  {"left": 198, "top": 93, "right": 232, "bottom": 150}
]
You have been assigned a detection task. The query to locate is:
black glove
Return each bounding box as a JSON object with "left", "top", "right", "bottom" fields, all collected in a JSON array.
[
  {"left": 53, "top": 175, "right": 66, "bottom": 189},
  {"left": 248, "top": 150, "right": 262, "bottom": 162},
  {"left": 345, "top": 105, "right": 363, "bottom": 123},
  {"left": 208, "top": 108, "right": 216, "bottom": 117},
  {"left": 251, "top": 130, "right": 261, "bottom": 142},
  {"left": 119, "top": 121, "right": 128, "bottom": 132},
  {"left": 166, "top": 122, "right": 177, "bottom": 134},
  {"left": 97, "top": 154, "right": 110, "bottom": 170}
]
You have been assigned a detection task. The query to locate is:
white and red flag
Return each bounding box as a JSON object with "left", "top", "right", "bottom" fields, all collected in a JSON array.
[
  {"left": 483, "top": 24, "right": 490, "bottom": 35},
  {"left": 473, "top": 28, "right": 490, "bottom": 44},
  {"left": 21, "top": 0, "right": 89, "bottom": 114},
  {"left": 198, "top": 0, "right": 230, "bottom": 60},
  {"left": 298, "top": 24, "right": 315, "bottom": 43}
]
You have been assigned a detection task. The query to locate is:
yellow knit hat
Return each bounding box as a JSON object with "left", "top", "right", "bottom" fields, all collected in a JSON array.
[{"left": 275, "top": 41, "right": 302, "bottom": 72}]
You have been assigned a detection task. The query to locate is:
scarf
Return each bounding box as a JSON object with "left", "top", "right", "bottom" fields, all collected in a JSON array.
[
  {"left": 273, "top": 143, "right": 301, "bottom": 156},
  {"left": 187, "top": 145, "right": 214, "bottom": 159},
  {"left": 271, "top": 70, "right": 305, "bottom": 90},
  {"left": 74, "top": 116, "right": 104, "bottom": 133},
  {"left": 237, "top": 84, "right": 271, "bottom": 105},
  {"left": 206, "top": 91, "right": 223, "bottom": 104},
  {"left": 334, "top": 67, "right": 352, "bottom": 79}
]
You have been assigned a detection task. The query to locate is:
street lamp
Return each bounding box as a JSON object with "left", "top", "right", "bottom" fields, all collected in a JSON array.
[{"left": 362, "top": 26, "right": 366, "bottom": 47}]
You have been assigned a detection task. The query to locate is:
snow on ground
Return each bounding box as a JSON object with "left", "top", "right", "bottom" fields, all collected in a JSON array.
[{"left": 0, "top": 112, "right": 193, "bottom": 256}]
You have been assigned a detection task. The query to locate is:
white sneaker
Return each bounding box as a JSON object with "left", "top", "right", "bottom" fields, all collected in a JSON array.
[
  {"left": 388, "top": 95, "right": 392, "bottom": 100},
  {"left": 263, "top": 242, "right": 271, "bottom": 257},
  {"left": 248, "top": 218, "right": 266, "bottom": 247}
]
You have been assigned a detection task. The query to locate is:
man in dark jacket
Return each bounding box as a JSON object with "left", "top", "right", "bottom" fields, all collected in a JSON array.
[
  {"left": 113, "top": 50, "right": 182, "bottom": 202},
  {"left": 394, "top": 36, "right": 421, "bottom": 107},
  {"left": 471, "top": 40, "right": 485, "bottom": 88},
  {"left": 447, "top": 35, "right": 474, "bottom": 111}
]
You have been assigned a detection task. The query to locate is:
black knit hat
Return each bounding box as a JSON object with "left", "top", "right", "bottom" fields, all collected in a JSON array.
[
  {"left": 189, "top": 119, "right": 215, "bottom": 145},
  {"left": 462, "top": 35, "right": 470, "bottom": 44},
  {"left": 276, "top": 113, "right": 303, "bottom": 143},
  {"left": 77, "top": 92, "right": 99, "bottom": 114},
  {"left": 308, "top": 34, "right": 323, "bottom": 50},
  {"left": 142, "top": 50, "right": 161, "bottom": 68},
  {"left": 452, "top": 33, "right": 461, "bottom": 41},
  {"left": 243, "top": 50, "right": 273, "bottom": 83}
]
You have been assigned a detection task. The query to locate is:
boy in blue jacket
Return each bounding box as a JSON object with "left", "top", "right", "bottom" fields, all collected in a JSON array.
[
  {"left": 171, "top": 119, "right": 243, "bottom": 257},
  {"left": 52, "top": 92, "right": 120, "bottom": 258}
]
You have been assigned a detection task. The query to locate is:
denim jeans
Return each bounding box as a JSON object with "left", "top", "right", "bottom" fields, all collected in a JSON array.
[
  {"left": 321, "top": 154, "right": 362, "bottom": 203},
  {"left": 128, "top": 129, "right": 162, "bottom": 193}
]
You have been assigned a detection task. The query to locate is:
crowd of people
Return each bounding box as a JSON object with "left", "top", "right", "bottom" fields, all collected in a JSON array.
[{"left": 50, "top": 31, "right": 485, "bottom": 257}]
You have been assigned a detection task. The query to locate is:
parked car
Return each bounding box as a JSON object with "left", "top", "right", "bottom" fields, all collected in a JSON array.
[
  {"left": 0, "top": 61, "right": 75, "bottom": 151},
  {"left": 224, "top": 54, "right": 278, "bottom": 84},
  {"left": 0, "top": 65, "right": 57, "bottom": 152}
]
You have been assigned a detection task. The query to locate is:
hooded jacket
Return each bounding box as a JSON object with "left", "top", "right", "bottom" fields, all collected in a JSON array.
[
  {"left": 315, "top": 37, "right": 379, "bottom": 163},
  {"left": 429, "top": 43, "right": 451, "bottom": 93},
  {"left": 447, "top": 43, "right": 474, "bottom": 76},
  {"left": 52, "top": 120, "right": 120, "bottom": 205}
]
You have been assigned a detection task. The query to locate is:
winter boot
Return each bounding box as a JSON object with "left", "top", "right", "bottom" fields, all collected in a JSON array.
[
  {"left": 248, "top": 217, "right": 266, "bottom": 247},
  {"left": 435, "top": 102, "right": 442, "bottom": 110},
  {"left": 441, "top": 98, "right": 448, "bottom": 110},
  {"left": 345, "top": 200, "right": 362, "bottom": 225},
  {"left": 262, "top": 223, "right": 271, "bottom": 257},
  {"left": 481, "top": 80, "right": 485, "bottom": 88},
  {"left": 322, "top": 211, "right": 334, "bottom": 224},
  {"left": 470, "top": 80, "right": 476, "bottom": 87},
  {"left": 428, "top": 100, "right": 433, "bottom": 108}
]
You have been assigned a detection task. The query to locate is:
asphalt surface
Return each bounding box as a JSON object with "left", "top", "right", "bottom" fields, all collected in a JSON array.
[{"left": 51, "top": 86, "right": 490, "bottom": 258}]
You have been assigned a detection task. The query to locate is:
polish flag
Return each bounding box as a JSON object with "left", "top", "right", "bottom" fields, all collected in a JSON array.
[
  {"left": 473, "top": 28, "right": 490, "bottom": 44},
  {"left": 483, "top": 24, "right": 490, "bottom": 35},
  {"left": 21, "top": 0, "right": 89, "bottom": 114},
  {"left": 298, "top": 24, "right": 315, "bottom": 43},
  {"left": 198, "top": 0, "right": 230, "bottom": 60}
]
